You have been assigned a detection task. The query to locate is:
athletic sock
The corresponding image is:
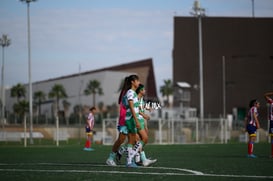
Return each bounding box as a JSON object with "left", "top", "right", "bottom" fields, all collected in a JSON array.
[
  {"left": 135, "top": 152, "right": 141, "bottom": 163},
  {"left": 248, "top": 142, "right": 254, "bottom": 155},
  {"left": 133, "top": 141, "right": 144, "bottom": 153},
  {"left": 127, "top": 145, "right": 133, "bottom": 164},
  {"left": 85, "top": 140, "right": 90, "bottom": 148},
  {"left": 118, "top": 145, "right": 126, "bottom": 155},
  {"left": 271, "top": 139, "right": 273, "bottom": 157},
  {"left": 140, "top": 151, "right": 147, "bottom": 161},
  {"left": 109, "top": 152, "right": 116, "bottom": 160}
]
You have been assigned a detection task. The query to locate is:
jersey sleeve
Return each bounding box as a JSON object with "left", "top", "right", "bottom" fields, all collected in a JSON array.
[{"left": 127, "top": 89, "right": 134, "bottom": 101}]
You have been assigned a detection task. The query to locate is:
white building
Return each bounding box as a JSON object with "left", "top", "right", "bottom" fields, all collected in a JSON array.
[{"left": 4, "top": 59, "right": 158, "bottom": 124}]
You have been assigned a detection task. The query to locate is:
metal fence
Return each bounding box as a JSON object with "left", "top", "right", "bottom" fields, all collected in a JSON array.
[
  {"left": 0, "top": 117, "right": 267, "bottom": 145},
  {"left": 102, "top": 118, "right": 236, "bottom": 145}
]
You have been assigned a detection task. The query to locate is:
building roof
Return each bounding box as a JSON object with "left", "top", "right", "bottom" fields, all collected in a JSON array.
[{"left": 34, "top": 58, "right": 158, "bottom": 100}]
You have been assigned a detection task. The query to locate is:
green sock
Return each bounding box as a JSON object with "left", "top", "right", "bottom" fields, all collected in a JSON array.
[
  {"left": 110, "top": 152, "right": 116, "bottom": 160},
  {"left": 140, "top": 151, "right": 147, "bottom": 161}
]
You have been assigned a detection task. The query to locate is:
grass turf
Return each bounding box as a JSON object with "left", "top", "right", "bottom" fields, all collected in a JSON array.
[{"left": 0, "top": 141, "right": 272, "bottom": 181}]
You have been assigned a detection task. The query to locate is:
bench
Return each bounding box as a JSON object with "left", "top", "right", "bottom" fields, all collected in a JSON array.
[
  {"left": 0, "top": 131, "right": 21, "bottom": 142},
  {"left": 53, "top": 130, "right": 69, "bottom": 143},
  {"left": 0, "top": 131, "right": 44, "bottom": 142}
]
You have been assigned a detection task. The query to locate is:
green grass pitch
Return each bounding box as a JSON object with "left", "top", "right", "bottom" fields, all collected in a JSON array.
[{"left": 0, "top": 141, "right": 272, "bottom": 181}]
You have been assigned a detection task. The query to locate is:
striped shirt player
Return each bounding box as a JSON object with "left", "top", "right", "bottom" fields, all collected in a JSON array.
[
  {"left": 245, "top": 99, "right": 260, "bottom": 158},
  {"left": 246, "top": 106, "right": 259, "bottom": 136},
  {"left": 264, "top": 92, "right": 273, "bottom": 158},
  {"left": 86, "top": 111, "right": 95, "bottom": 133},
  {"left": 266, "top": 98, "right": 273, "bottom": 135},
  {"left": 84, "top": 107, "right": 96, "bottom": 151}
]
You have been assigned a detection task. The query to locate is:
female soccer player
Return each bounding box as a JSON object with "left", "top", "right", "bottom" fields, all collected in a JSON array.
[
  {"left": 134, "top": 84, "right": 157, "bottom": 166},
  {"left": 83, "top": 107, "right": 97, "bottom": 151},
  {"left": 245, "top": 99, "right": 260, "bottom": 158},
  {"left": 264, "top": 92, "right": 273, "bottom": 158},
  {"left": 123, "top": 74, "right": 141, "bottom": 167},
  {"left": 107, "top": 82, "right": 156, "bottom": 167},
  {"left": 106, "top": 77, "right": 130, "bottom": 166}
]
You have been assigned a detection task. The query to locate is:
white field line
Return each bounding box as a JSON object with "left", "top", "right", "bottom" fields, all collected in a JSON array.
[{"left": 0, "top": 163, "right": 272, "bottom": 179}]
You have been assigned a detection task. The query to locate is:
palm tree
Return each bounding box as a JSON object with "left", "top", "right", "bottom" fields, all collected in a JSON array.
[
  {"left": 62, "top": 100, "right": 70, "bottom": 125},
  {"left": 160, "top": 79, "right": 173, "bottom": 107},
  {"left": 13, "top": 99, "right": 29, "bottom": 146},
  {"left": 10, "top": 83, "right": 26, "bottom": 102},
  {"left": 73, "top": 104, "right": 83, "bottom": 123},
  {"left": 84, "top": 80, "right": 103, "bottom": 106},
  {"left": 13, "top": 100, "right": 29, "bottom": 117},
  {"left": 48, "top": 84, "right": 68, "bottom": 114},
  {"left": 13, "top": 100, "right": 29, "bottom": 125},
  {"left": 33, "top": 90, "right": 46, "bottom": 120},
  {"left": 10, "top": 83, "right": 26, "bottom": 124}
]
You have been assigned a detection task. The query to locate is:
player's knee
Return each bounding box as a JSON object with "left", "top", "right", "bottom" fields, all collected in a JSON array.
[{"left": 142, "top": 136, "right": 148, "bottom": 144}]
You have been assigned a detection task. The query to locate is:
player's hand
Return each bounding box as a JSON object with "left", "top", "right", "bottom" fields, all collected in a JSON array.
[
  {"left": 256, "top": 123, "right": 260, "bottom": 129},
  {"left": 135, "top": 121, "right": 140, "bottom": 129},
  {"left": 143, "top": 115, "right": 150, "bottom": 121}
]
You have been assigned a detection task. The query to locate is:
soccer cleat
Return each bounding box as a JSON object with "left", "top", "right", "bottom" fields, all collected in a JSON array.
[
  {"left": 115, "top": 152, "right": 122, "bottom": 164},
  {"left": 135, "top": 161, "right": 143, "bottom": 166},
  {"left": 149, "top": 158, "right": 157, "bottom": 164},
  {"left": 247, "top": 154, "right": 257, "bottom": 158},
  {"left": 126, "top": 162, "right": 138, "bottom": 168},
  {"left": 83, "top": 148, "right": 94, "bottom": 151},
  {"left": 142, "top": 158, "right": 157, "bottom": 167},
  {"left": 106, "top": 159, "right": 117, "bottom": 166}
]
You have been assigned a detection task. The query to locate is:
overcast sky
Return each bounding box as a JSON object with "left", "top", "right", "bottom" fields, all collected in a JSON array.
[{"left": 1, "top": 0, "right": 273, "bottom": 92}]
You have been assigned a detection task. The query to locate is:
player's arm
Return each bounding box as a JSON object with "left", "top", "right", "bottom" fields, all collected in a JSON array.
[
  {"left": 86, "top": 117, "right": 92, "bottom": 128},
  {"left": 90, "top": 118, "right": 94, "bottom": 130},
  {"left": 145, "top": 106, "right": 152, "bottom": 112},
  {"left": 128, "top": 100, "right": 140, "bottom": 128},
  {"left": 264, "top": 92, "right": 273, "bottom": 101},
  {"left": 139, "top": 111, "right": 150, "bottom": 121},
  {"left": 254, "top": 112, "right": 260, "bottom": 129}
]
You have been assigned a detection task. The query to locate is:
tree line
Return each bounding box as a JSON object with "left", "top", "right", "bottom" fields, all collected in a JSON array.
[
  {"left": 5, "top": 78, "right": 173, "bottom": 125},
  {"left": 8, "top": 80, "right": 104, "bottom": 125}
]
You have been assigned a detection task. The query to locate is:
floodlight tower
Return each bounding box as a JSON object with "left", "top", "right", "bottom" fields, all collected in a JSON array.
[
  {"left": 20, "top": 0, "right": 37, "bottom": 144},
  {"left": 190, "top": 0, "right": 205, "bottom": 120},
  {"left": 251, "top": 0, "right": 255, "bottom": 17},
  {"left": 0, "top": 34, "right": 11, "bottom": 124}
]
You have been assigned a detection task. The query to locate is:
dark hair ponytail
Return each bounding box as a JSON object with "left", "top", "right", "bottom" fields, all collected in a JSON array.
[
  {"left": 118, "top": 77, "right": 128, "bottom": 104},
  {"left": 118, "top": 74, "right": 139, "bottom": 104}
]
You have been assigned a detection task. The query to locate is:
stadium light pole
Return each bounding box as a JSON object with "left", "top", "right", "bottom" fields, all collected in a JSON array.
[
  {"left": 222, "top": 56, "right": 226, "bottom": 119},
  {"left": 251, "top": 0, "right": 255, "bottom": 18},
  {"left": 0, "top": 34, "right": 11, "bottom": 125},
  {"left": 20, "top": 0, "right": 37, "bottom": 144},
  {"left": 190, "top": 0, "right": 205, "bottom": 120},
  {"left": 190, "top": 0, "right": 205, "bottom": 142}
]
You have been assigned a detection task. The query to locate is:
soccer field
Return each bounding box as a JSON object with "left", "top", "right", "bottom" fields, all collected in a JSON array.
[{"left": 0, "top": 142, "right": 272, "bottom": 181}]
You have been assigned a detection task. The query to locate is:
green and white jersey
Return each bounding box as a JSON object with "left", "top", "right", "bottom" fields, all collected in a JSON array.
[
  {"left": 139, "top": 97, "right": 145, "bottom": 113},
  {"left": 124, "top": 89, "right": 139, "bottom": 121},
  {"left": 138, "top": 97, "right": 145, "bottom": 120}
]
